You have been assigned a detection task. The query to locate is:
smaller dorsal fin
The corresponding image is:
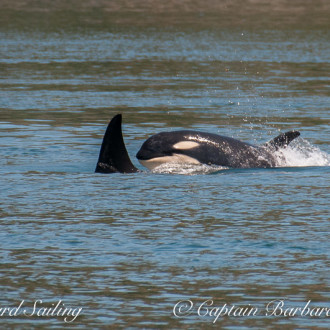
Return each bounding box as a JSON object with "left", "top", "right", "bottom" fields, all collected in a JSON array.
[
  {"left": 95, "top": 114, "right": 139, "bottom": 173},
  {"left": 264, "top": 130, "right": 300, "bottom": 150}
]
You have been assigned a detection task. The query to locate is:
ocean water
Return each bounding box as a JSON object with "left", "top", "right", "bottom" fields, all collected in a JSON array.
[{"left": 0, "top": 1, "right": 329, "bottom": 328}]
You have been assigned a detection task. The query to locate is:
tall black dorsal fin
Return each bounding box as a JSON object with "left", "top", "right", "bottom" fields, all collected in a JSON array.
[
  {"left": 264, "top": 130, "right": 300, "bottom": 150},
  {"left": 95, "top": 114, "right": 139, "bottom": 173}
]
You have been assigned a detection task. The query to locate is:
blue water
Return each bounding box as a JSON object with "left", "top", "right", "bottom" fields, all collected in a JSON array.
[{"left": 0, "top": 2, "right": 329, "bottom": 328}]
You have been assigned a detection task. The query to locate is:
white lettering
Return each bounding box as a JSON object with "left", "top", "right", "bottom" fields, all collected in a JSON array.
[
  {"left": 265, "top": 299, "right": 284, "bottom": 316},
  {"left": 173, "top": 300, "right": 193, "bottom": 317}
]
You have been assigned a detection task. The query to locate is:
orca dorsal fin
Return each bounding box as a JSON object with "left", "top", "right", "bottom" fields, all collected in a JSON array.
[
  {"left": 264, "top": 130, "right": 300, "bottom": 150},
  {"left": 95, "top": 114, "right": 139, "bottom": 173}
]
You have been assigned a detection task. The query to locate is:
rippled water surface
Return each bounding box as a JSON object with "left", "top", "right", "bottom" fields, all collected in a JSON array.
[{"left": 0, "top": 1, "right": 329, "bottom": 328}]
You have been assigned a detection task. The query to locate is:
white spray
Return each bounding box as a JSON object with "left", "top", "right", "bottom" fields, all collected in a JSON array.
[{"left": 274, "top": 138, "right": 330, "bottom": 167}]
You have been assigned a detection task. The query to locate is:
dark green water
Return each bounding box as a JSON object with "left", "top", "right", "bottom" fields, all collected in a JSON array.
[{"left": 0, "top": 1, "right": 329, "bottom": 328}]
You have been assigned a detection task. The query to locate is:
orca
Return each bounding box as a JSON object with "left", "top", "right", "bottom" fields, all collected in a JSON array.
[{"left": 95, "top": 114, "right": 300, "bottom": 173}]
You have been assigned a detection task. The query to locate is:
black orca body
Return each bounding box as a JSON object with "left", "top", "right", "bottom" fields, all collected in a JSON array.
[{"left": 95, "top": 114, "right": 300, "bottom": 173}]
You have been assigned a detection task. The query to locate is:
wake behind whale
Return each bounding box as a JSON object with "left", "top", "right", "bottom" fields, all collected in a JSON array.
[
  {"left": 274, "top": 138, "right": 330, "bottom": 168},
  {"left": 94, "top": 114, "right": 329, "bottom": 175}
]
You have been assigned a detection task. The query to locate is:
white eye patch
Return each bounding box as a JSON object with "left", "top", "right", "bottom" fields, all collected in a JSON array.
[{"left": 172, "top": 141, "right": 200, "bottom": 150}]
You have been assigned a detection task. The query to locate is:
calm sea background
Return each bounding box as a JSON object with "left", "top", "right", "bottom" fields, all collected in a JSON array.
[{"left": 0, "top": 1, "right": 329, "bottom": 328}]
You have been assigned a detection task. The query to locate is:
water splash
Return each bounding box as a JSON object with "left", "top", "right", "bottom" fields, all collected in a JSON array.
[
  {"left": 151, "top": 163, "right": 227, "bottom": 175},
  {"left": 275, "top": 138, "right": 330, "bottom": 167}
]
